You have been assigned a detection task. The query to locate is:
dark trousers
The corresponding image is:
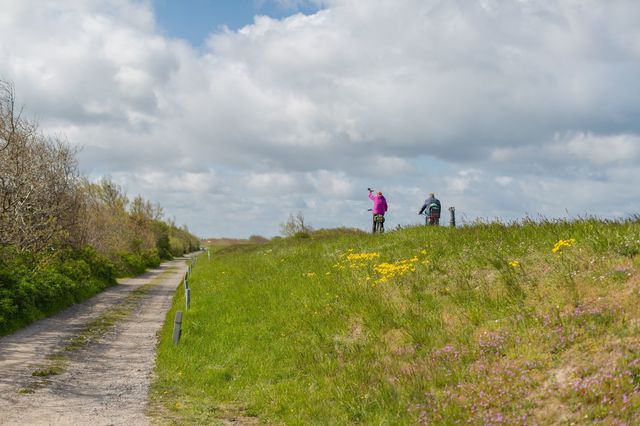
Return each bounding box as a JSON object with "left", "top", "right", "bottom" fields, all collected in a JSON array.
[{"left": 372, "top": 214, "right": 385, "bottom": 233}]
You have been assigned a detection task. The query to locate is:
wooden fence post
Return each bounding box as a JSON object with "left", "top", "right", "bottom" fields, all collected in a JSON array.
[
  {"left": 449, "top": 206, "right": 456, "bottom": 228},
  {"left": 172, "top": 311, "right": 183, "bottom": 345},
  {"left": 186, "top": 288, "right": 191, "bottom": 309}
]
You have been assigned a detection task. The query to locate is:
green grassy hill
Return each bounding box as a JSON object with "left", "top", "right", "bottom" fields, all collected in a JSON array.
[{"left": 152, "top": 219, "right": 640, "bottom": 424}]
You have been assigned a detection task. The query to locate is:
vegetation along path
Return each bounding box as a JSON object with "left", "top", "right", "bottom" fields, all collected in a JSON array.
[{"left": 0, "top": 257, "right": 191, "bottom": 425}]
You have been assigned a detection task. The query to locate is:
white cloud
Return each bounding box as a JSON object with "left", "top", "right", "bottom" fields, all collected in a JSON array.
[
  {"left": 495, "top": 176, "right": 513, "bottom": 187},
  {"left": 2, "top": 0, "right": 640, "bottom": 237},
  {"left": 562, "top": 133, "right": 640, "bottom": 166},
  {"left": 306, "top": 170, "right": 353, "bottom": 198},
  {"left": 245, "top": 172, "right": 301, "bottom": 193}
]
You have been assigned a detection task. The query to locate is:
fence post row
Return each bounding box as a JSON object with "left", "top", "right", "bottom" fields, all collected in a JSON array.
[{"left": 172, "top": 311, "right": 183, "bottom": 345}]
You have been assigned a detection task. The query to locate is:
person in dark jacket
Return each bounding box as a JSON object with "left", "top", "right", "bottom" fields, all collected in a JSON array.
[{"left": 419, "top": 193, "right": 441, "bottom": 225}]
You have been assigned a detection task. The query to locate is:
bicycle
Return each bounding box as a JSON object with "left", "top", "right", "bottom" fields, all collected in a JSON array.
[
  {"left": 368, "top": 208, "right": 385, "bottom": 233},
  {"left": 420, "top": 210, "right": 440, "bottom": 226}
]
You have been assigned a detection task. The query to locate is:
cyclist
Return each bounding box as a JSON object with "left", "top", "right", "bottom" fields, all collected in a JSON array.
[
  {"left": 368, "top": 188, "right": 388, "bottom": 233},
  {"left": 419, "top": 193, "right": 441, "bottom": 226}
]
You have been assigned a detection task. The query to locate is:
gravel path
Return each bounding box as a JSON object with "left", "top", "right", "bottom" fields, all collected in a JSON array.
[{"left": 0, "top": 257, "right": 189, "bottom": 425}]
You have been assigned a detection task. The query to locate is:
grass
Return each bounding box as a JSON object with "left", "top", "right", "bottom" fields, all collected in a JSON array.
[{"left": 152, "top": 219, "right": 640, "bottom": 424}]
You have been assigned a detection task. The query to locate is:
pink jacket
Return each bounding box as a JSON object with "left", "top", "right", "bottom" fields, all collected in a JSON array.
[{"left": 368, "top": 192, "right": 388, "bottom": 215}]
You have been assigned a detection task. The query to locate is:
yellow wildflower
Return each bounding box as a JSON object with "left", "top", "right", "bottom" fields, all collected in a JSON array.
[
  {"left": 346, "top": 252, "right": 380, "bottom": 262},
  {"left": 508, "top": 260, "right": 520, "bottom": 268},
  {"left": 374, "top": 258, "right": 418, "bottom": 283},
  {"left": 552, "top": 238, "right": 576, "bottom": 253},
  {"left": 334, "top": 251, "right": 381, "bottom": 269}
]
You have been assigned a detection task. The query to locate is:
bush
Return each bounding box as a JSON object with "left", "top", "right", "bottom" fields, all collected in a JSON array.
[
  {"left": 142, "top": 250, "right": 161, "bottom": 268},
  {"left": 0, "top": 246, "right": 117, "bottom": 336},
  {"left": 28, "top": 267, "right": 76, "bottom": 315},
  {"left": 156, "top": 233, "right": 172, "bottom": 260},
  {"left": 117, "top": 252, "right": 148, "bottom": 276},
  {"left": 280, "top": 212, "right": 313, "bottom": 237},
  {"left": 114, "top": 249, "right": 163, "bottom": 277},
  {"left": 169, "top": 236, "right": 186, "bottom": 257}
]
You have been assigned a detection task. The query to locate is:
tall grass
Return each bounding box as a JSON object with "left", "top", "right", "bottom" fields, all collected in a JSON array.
[{"left": 153, "top": 219, "right": 640, "bottom": 424}]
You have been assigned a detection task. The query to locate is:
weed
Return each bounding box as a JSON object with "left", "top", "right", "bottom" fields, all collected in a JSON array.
[{"left": 31, "top": 366, "right": 63, "bottom": 377}]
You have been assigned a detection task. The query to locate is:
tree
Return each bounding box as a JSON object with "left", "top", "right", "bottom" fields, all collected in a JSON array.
[
  {"left": 0, "top": 80, "right": 202, "bottom": 267},
  {"left": 0, "top": 80, "right": 25, "bottom": 152},
  {"left": 280, "top": 212, "right": 313, "bottom": 237},
  {"left": 0, "top": 81, "right": 81, "bottom": 251}
]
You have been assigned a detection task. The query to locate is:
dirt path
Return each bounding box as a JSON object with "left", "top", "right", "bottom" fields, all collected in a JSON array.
[{"left": 0, "top": 257, "right": 190, "bottom": 425}]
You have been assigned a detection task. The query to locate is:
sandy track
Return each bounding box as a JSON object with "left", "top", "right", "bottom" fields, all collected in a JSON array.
[{"left": 0, "top": 258, "right": 189, "bottom": 425}]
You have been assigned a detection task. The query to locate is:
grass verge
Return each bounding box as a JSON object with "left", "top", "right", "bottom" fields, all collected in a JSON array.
[{"left": 152, "top": 220, "right": 640, "bottom": 424}]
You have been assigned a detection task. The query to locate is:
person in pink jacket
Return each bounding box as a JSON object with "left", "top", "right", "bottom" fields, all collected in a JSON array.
[{"left": 368, "top": 189, "right": 388, "bottom": 233}]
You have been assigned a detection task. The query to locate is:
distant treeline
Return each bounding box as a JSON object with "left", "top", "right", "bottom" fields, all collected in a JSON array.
[{"left": 0, "top": 80, "right": 199, "bottom": 335}]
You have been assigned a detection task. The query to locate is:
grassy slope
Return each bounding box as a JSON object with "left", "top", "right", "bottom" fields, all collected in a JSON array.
[{"left": 152, "top": 220, "right": 640, "bottom": 424}]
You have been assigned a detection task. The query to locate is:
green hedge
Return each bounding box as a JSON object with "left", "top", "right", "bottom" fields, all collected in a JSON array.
[
  {"left": 115, "top": 250, "right": 162, "bottom": 277},
  {"left": 0, "top": 246, "right": 117, "bottom": 336}
]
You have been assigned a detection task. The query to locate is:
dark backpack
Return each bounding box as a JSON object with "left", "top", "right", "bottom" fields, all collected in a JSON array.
[{"left": 428, "top": 203, "right": 440, "bottom": 218}]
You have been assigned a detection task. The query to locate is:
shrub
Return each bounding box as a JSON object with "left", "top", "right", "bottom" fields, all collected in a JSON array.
[
  {"left": 156, "top": 233, "right": 172, "bottom": 260},
  {"left": 169, "top": 236, "right": 186, "bottom": 257},
  {"left": 280, "top": 212, "right": 313, "bottom": 237},
  {"left": 117, "top": 252, "right": 147, "bottom": 276},
  {"left": 142, "top": 250, "right": 161, "bottom": 268},
  {"left": 0, "top": 246, "right": 117, "bottom": 336}
]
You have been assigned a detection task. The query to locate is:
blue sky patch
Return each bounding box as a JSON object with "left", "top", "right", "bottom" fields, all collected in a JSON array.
[{"left": 152, "top": 0, "right": 322, "bottom": 45}]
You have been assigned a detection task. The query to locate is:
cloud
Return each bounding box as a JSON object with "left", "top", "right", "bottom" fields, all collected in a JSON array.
[
  {"left": 489, "top": 132, "right": 640, "bottom": 182},
  {"left": 245, "top": 172, "right": 302, "bottom": 194},
  {"left": 1, "top": 0, "right": 640, "bottom": 237},
  {"left": 306, "top": 170, "right": 354, "bottom": 198},
  {"left": 562, "top": 133, "right": 640, "bottom": 166}
]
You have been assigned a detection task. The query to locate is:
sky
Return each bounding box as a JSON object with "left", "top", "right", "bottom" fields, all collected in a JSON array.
[
  {"left": 1, "top": 0, "right": 639, "bottom": 238},
  {"left": 153, "top": 0, "right": 323, "bottom": 43}
]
